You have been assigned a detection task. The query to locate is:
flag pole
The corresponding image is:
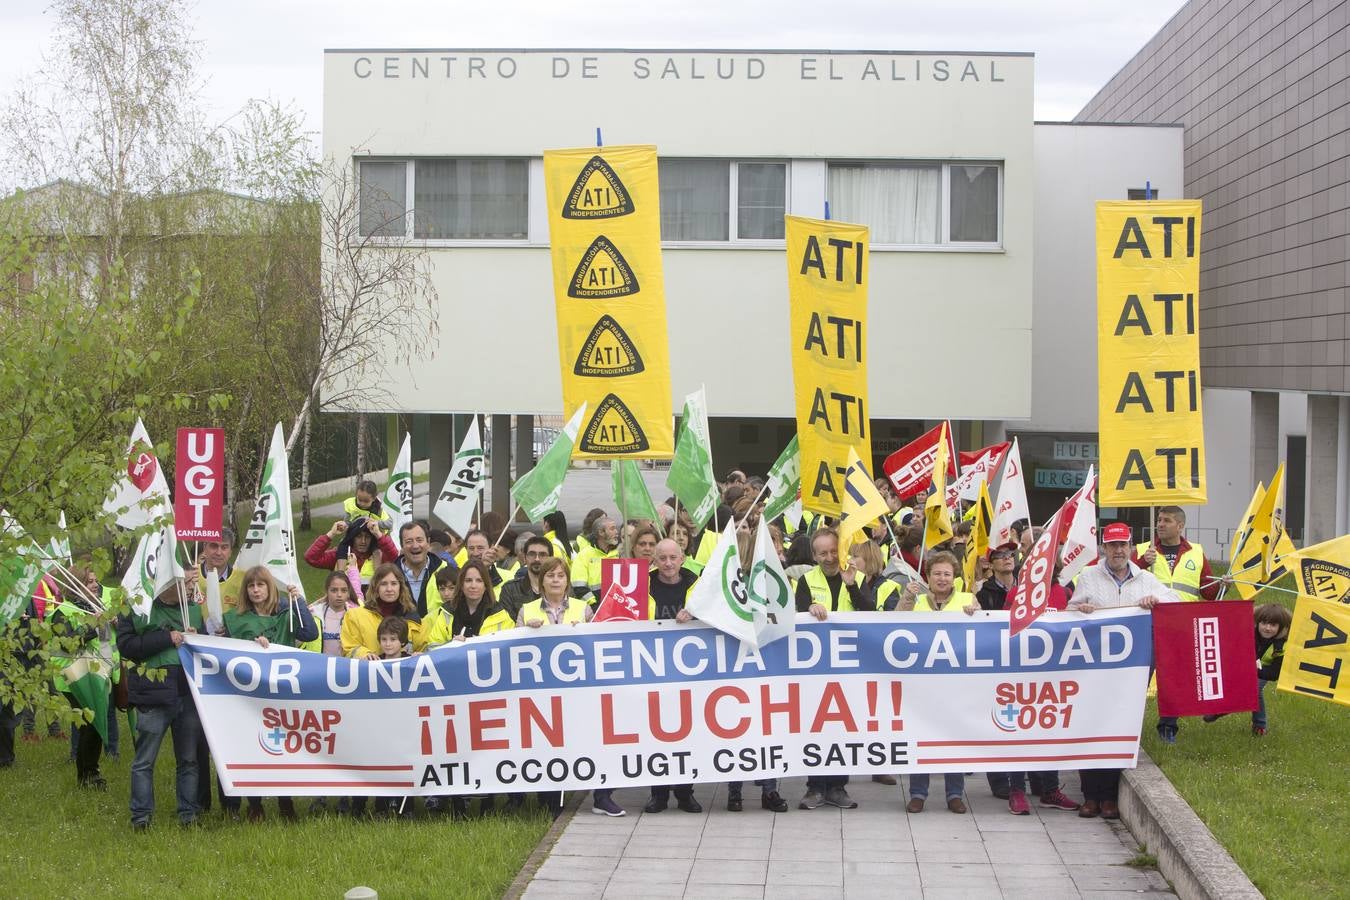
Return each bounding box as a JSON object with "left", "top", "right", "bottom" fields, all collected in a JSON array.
[
  {"left": 492, "top": 503, "right": 522, "bottom": 550},
  {"left": 738, "top": 482, "right": 771, "bottom": 529},
  {"left": 618, "top": 461, "right": 630, "bottom": 556}
]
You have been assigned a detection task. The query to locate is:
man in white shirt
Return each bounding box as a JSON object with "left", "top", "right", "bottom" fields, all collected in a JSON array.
[{"left": 1066, "top": 522, "right": 1178, "bottom": 820}]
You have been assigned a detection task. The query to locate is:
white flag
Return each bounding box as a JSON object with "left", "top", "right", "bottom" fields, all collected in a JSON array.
[
  {"left": 47, "top": 510, "right": 72, "bottom": 568},
  {"left": 684, "top": 521, "right": 759, "bottom": 648},
  {"left": 1, "top": 510, "right": 48, "bottom": 623},
  {"left": 946, "top": 443, "right": 1006, "bottom": 507},
  {"left": 990, "top": 437, "right": 1030, "bottom": 550},
  {"left": 104, "top": 418, "right": 172, "bottom": 529},
  {"left": 203, "top": 568, "right": 225, "bottom": 635},
  {"left": 236, "top": 423, "right": 304, "bottom": 600},
  {"left": 383, "top": 433, "right": 414, "bottom": 539},
  {"left": 1058, "top": 467, "right": 1099, "bottom": 585},
  {"left": 748, "top": 517, "right": 794, "bottom": 647},
  {"left": 120, "top": 523, "right": 183, "bottom": 617},
  {"left": 433, "top": 419, "right": 485, "bottom": 539}
]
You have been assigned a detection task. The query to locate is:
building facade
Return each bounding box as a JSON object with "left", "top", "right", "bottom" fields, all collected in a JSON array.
[
  {"left": 323, "top": 49, "right": 1182, "bottom": 527},
  {"left": 1077, "top": 0, "right": 1350, "bottom": 543}
]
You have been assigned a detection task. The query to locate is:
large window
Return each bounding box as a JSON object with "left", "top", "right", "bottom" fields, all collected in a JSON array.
[
  {"left": 358, "top": 161, "right": 407, "bottom": 238},
  {"left": 658, "top": 159, "right": 787, "bottom": 242},
  {"left": 828, "top": 161, "right": 1002, "bottom": 247},
  {"left": 414, "top": 159, "right": 528, "bottom": 239},
  {"left": 357, "top": 158, "right": 529, "bottom": 240}
]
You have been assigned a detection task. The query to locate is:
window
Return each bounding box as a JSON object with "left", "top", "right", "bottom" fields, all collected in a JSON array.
[
  {"left": 357, "top": 158, "right": 529, "bottom": 240},
  {"left": 827, "top": 161, "right": 1003, "bottom": 247},
  {"left": 949, "top": 164, "right": 999, "bottom": 243},
  {"left": 413, "top": 159, "right": 528, "bottom": 239},
  {"left": 657, "top": 159, "right": 787, "bottom": 242},
  {"left": 358, "top": 161, "right": 407, "bottom": 237},
  {"left": 1127, "top": 187, "right": 1158, "bottom": 200},
  {"left": 829, "top": 164, "right": 941, "bottom": 244},
  {"left": 659, "top": 159, "right": 729, "bottom": 241},
  {"left": 737, "top": 163, "right": 786, "bottom": 239}
]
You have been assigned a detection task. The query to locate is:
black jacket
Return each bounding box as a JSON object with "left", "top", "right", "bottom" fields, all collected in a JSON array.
[{"left": 116, "top": 614, "right": 192, "bottom": 707}]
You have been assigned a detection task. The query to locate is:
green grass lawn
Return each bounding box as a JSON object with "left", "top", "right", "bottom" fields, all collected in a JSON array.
[
  {"left": 0, "top": 732, "right": 551, "bottom": 899},
  {"left": 1139, "top": 570, "right": 1350, "bottom": 900}
]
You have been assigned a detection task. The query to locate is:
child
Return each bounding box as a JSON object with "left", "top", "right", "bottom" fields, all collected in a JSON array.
[
  {"left": 303, "top": 573, "right": 359, "bottom": 815},
  {"left": 1204, "top": 603, "right": 1292, "bottom": 736},
  {"left": 223, "top": 567, "right": 318, "bottom": 822},
  {"left": 374, "top": 616, "right": 412, "bottom": 818},
  {"left": 342, "top": 479, "right": 389, "bottom": 525},
  {"left": 377, "top": 616, "right": 411, "bottom": 660}
]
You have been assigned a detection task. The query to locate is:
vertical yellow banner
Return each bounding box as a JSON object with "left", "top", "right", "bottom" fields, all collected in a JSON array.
[
  {"left": 786, "top": 215, "right": 870, "bottom": 517},
  {"left": 1097, "top": 201, "right": 1206, "bottom": 505},
  {"left": 544, "top": 146, "right": 673, "bottom": 458}
]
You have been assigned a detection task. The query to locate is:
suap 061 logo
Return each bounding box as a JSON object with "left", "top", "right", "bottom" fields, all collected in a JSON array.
[
  {"left": 258, "top": 707, "right": 342, "bottom": 756},
  {"left": 991, "top": 680, "right": 1078, "bottom": 732}
]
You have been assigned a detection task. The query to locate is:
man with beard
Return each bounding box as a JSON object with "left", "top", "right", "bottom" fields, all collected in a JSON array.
[{"left": 498, "top": 535, "right": 553, "bottom": 621}]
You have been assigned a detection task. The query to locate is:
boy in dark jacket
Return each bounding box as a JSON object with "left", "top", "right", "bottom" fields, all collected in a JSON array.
[
  {"left": 1204, "top": 603, "right": 1292, "bottom": 736},
  {"left": 116, "top": 584, "right": 204, "bottom": 829}
]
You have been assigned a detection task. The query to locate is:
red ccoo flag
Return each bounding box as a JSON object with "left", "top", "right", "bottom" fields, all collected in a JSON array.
[
  {"left": 883, "top": 422, "right": 958, "bottom": 501},
  {"left": 1008, "top": 502, "right": 1067, "bottom": 637}
]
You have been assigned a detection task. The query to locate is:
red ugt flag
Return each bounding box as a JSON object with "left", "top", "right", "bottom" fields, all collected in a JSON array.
[
  {"left": 1154, "top": 602, "right": 1259, "bottom": 717},
  {"left": 174, "top": 428, "right": 225, "bottom": 541},
  {"left": 593, "top": 558, "right": 650, "bottom": 622}
]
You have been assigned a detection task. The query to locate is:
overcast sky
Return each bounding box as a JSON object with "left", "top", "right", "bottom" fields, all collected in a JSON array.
[{"left": 0, "top": 0, "right": 1186, "bottom": 134}]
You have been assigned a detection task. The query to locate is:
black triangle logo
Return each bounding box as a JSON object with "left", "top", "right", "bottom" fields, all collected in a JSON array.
[
  {"left": 568, "top": 235, "right": 640, "bottom": 299},
  {"left": 562, "top": 156, "right": 635, "bottom": 220},
  {"left": 574, "top": 314, "right": 645, "bottom": 377},
  {"left": 580, "top": 393, "right": 650, "bottom": 454}
]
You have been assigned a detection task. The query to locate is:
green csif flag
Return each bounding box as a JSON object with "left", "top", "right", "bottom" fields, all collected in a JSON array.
[
  {"left": 513, "top": 403, "right": 587, "bottom": 521},
  {"left": 762, "top": 435, "right": 801, "bottom": 523},
  {"left": 612, "top": 459, "right": 661, "bottom": 527},
  {"left": 60, "top": 648, "right": 113, "bottom": 744},
  {"left": 666, "top": 387, "right": 718, "bottom": 529}
]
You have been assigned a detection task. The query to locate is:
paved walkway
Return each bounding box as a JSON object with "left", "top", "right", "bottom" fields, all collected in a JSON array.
[{"left": 521, "top": 773, "right": 1173, "bottom": 899}]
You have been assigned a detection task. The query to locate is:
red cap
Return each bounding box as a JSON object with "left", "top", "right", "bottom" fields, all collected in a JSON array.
[{"left": 1101, "top": 522, "right": 1132, "bottom": 543}]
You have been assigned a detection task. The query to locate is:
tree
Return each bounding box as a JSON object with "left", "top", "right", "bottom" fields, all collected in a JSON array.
[
  {"left": 0, "top": 0, "right": 208, "bottom": 283},
  {"left": 0, "top": 207, "right": 209, "bottom": 730}
]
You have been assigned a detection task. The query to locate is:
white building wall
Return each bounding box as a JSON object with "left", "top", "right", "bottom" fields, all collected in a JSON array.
[
  {"left": 323, "top": 49, "right": 1036, "bottom": 420},
  {"left": 1027, "top": 123, "right": 1185, "bottom": 434}
]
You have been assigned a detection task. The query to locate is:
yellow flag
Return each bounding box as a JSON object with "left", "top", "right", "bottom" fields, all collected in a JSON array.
[
  {"left": 786, "top": 215, "right": 870, "bottom": 517},
  {"left": 1230, "top": 464, "right": 1285, "bottom": 596},
  {"left": 543, "top": 146, "right": 672, "bottom": 458},
  {"left": 923, "top": 431, "right": 953, "bottom": 550},
  {"left": 839, "top": 447, "right": 888, "bottom": 549},
  {"left": 1229, "top": 480, "right": 1267, "bottom": 600},
  {"left": 1278, "top": 535, "right": 1350, "bottom": 605},
  {"left": 1277, "top": 595, "right": 1350, "bottom": 707},
  {"left": 963, "top": 481, "right": 993, "bottom": 587},
  {"left": 1096, "top": 201, "right": 1206, "bottom": 505}
]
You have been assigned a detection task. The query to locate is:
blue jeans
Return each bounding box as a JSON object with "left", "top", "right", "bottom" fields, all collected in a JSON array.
[
  {"left": 909, "top": 773, "right": 965, "bottom": 801},
  {"left": 1253, "top": 681, "right": 1269, "bottom": 729},
  {"left": 130, "top": 697, "right": 201, "bottom": 826}
]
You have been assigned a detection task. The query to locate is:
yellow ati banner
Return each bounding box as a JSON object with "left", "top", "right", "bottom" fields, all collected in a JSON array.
[
  {"left": 786, "top": 215, "right": 870, "bottom": 517},
  {"left": 1096, "top": 201, "right": 1206, "bottom": 505},
  {"left": 544, "top": 146, "right": 673, "bottom": 457},
  {"left": 1278, "top": 595, "right": 1350, "bottom": 708}
]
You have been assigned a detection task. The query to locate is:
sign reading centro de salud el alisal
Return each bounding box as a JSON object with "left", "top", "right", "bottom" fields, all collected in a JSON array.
[{"left": 338, "top": 50, "right": 1018, "bottom": 86}]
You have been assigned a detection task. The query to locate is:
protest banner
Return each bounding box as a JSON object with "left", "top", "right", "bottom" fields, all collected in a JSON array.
[
  {"left": 174, "top": 427, "right": 225, "bottom": 541},
  {"left": 1153, "top": 601, "right": 1258, "bottom": 717},
  {"left": 544, "top": 146, "right": 672, "bottom": 457},
  {"left": 181, "top": 610, "right": 1152, "bottom": 796},
  {"left": 1097, "top": 201, "right": 1206, "bottom": 505},
  {"left": 1277, "top": 595, "right": 1350, "bottom": 707},
  {"left": 787, "top": 215, "right": 870, "bottom": 517},
  {"left": 1275, "top": 535, "right": 1350, "bottom": 605}
]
